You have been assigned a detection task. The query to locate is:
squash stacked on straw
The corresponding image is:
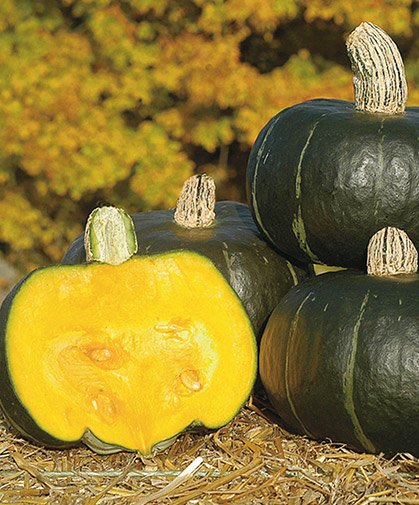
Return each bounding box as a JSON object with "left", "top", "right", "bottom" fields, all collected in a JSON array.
[
  {"left": 0, "top": 22, "right": 417, "bottom": 459},
  {"left": 247, "top": 22, "right": 419, "bottom": 457}
]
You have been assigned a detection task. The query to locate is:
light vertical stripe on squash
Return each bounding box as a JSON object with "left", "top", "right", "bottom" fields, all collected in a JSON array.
[
  {"left": 294, "top": 124, "right": 317, "bottom": 200},
  {"left": 291, "top": 117, "right": 327, "bottom": 262},
  {"left": 284, "top": 291, "right": 315, "bottom": 438},
  {"left": 342, "top": 290, "right": 376, "bottom": 453},
  {"left": 291, "top": 207, "right": 320, "bottom": 262},
  {"left": 251, "top": 115, "right": 282, "bottom": 245},
  {"left": 285, "top": 260, "right": 299, "bottom": 286}
]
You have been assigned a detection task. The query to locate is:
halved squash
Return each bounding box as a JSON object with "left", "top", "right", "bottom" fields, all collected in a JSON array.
[
  {"left": 0, "top": 250, "right": 256, "bottom": 454},
  {"left": 63, "top": 175, "right": 311, "bottom": 343}
]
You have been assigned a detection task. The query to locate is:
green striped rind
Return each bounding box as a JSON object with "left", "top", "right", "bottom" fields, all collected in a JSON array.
[
  {"left": 373, "top": 119, "right": 386, "bottom": 217},
  {"left": 342, "top": 290, "right": 376, "bottom": 453},
  {"left": 290, "top": 115, "right": 327, "bottom": 263},
  {"left": 82, "top": 430, "right": 128, "bottom": 454},
  {"left": 285, "top": 260, "right": 301, "bottom": 286},
  {"left": 283, "top": 291, "right": 316, "bottom": 438},
  {"left": 247, "top": 100, "right": 339, "bottom": 265},
  {"left": 246, "top": 99, "right": 419, "bottom": 270},
  {"left": 249, "top": 113, "right": 282, "bottom": 248},
  {"left": 291, "top": 207, "right": 320, "bottom": 263},
  {"left": 260, "top": 270, "right": 419, "bottom": 456}
]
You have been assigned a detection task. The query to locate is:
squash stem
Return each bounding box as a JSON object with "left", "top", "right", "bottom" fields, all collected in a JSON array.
[
  {"left": 367, "top": 227, "right": 418, "bottom": 276},
  {"left": 174, "top": 174, "right": 216, "bottom": 228},
  {"left": 346, "top": 22, "right": 407, "bottom": 114},
  {"left": 84, "top": 206, "right": 138, "bottom": 265}
]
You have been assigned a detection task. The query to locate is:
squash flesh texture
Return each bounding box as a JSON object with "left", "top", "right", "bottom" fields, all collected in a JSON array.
[{"left": 6, "top": 252, "right": 256, "bottom": 454}]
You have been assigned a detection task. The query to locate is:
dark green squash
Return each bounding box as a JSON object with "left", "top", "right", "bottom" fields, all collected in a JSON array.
[
  {"left": 247, "top": 22, "right": 419, "bottom": 270},
  {"left": 63, "top": 175, "right": 311, "bottom": 343},
  {"left": 260, "top": 227, "right": 419, "bottom": 456},
  {"left": 0, "top": 207, "right": 257, "bottom": 455}
]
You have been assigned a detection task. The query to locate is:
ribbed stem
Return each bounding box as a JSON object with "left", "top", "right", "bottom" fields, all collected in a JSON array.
[
  {"left": 84, "top": 206, "right": 138, "bottom": 265},
  {"left": 367, "top": 227, "right": 418, "bottom": 276},
  {"left": 346, "top": 22, "right": 407, "bottom": 114},
  {"left": 174, "top": 174, "right": 216, "bottom": 228}
]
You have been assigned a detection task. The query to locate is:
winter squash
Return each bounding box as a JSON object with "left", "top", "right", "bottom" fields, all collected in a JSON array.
[
  {"left": 260, "top": 227, "right": 419, "bottom": 456},
  {"left": 63, "top": 174, "right": 310, "bottom": 342},
  {"left": 247, "top": 22, "right": 419, "bottom": 270},
  {"left": 63, "top": 175, "right": 310, "bottom": 341},
  {"left": 0, "top": 207, "right": 257, "bottom": 454}
]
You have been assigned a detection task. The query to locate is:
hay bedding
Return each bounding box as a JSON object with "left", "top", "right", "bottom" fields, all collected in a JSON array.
[{"left": 0, "top": 398, "right": 417, "bottom": 505}]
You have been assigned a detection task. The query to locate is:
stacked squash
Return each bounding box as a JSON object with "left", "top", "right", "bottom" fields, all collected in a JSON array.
[
  {"left": 248, "top": 22, "right": 419, "bottom": 457},
  {"left": 0, "top": 21, "right": 417, "bottom": 459}
]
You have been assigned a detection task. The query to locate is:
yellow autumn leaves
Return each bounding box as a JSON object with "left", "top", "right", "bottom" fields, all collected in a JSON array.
[{"left": 0, "top": 0, "right": 418, "bottom": 271}]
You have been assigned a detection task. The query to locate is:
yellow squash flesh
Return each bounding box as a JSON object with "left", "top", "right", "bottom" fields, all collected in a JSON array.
[{"left": 6, "top": 251, "right": 256, "bottom": 454}]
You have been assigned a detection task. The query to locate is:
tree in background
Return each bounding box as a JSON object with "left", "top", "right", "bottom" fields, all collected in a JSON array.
[{"left": 0, "top": 0, "right": 418, "bottom": 271}]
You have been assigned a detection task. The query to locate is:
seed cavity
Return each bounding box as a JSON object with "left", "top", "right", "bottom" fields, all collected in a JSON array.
[
  {"left": 154, "top": 319, "right": 192, "bottom": 344},
  {"left": 84, "top": 344, "right": 125, "bottom": 370},
  {"left": 91, "top": 392, "right": 119, "bottom": 424},
  {"left": 58, "top": 342, "right": 121, "bottom": 424},
  {"left": 178, "top": 369, "right": 202, "bottom": 394},
  {"left": 154, "top": 323, "right": 186, "bottom": 333}
]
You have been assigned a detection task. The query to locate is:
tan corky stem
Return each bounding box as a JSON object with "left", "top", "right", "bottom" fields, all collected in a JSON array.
[
  {"left": 367, "top": 227, "right": 418, "bottom": 276},
  {"left": 174, "top": 174, "right": 216, "bottom": 228},
  {"left": 346, "top": 22, "right": 407, "bottom": 114}
]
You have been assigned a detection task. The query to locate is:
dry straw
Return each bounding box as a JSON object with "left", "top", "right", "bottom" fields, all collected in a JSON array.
[{"left": 0, "top": 397, "right": 417, "bottom": 504}]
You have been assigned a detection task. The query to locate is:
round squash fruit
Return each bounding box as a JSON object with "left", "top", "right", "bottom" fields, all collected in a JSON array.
[
  {"left": 247, "top": 22, "right": 419, "bottom": 270},
  {"left": 0, "top": 208, "right": 257, "bottom": 455},
  {"left": 63, "top": 174, "right": 310, "bottom": 342},
  {"left": 260, "top": 227, "right": 419, "bottom": 457}
]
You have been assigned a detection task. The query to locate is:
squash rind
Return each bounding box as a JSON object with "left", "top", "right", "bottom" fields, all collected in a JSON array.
[
  {"left": 247, "top": 98, "right": 419, "bottom": 270},
  {"left": 260, "top": 270, "right": 419, "bottom": 456}
]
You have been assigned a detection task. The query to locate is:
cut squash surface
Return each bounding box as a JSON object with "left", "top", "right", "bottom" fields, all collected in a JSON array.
[{"left": 3, "top": 251, "right": 256, "bottom": 454}]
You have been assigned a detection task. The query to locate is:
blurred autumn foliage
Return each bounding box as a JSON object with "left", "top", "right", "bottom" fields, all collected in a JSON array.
[{"left": 0, "top": 0, "right": 419, "bottom": 271}]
